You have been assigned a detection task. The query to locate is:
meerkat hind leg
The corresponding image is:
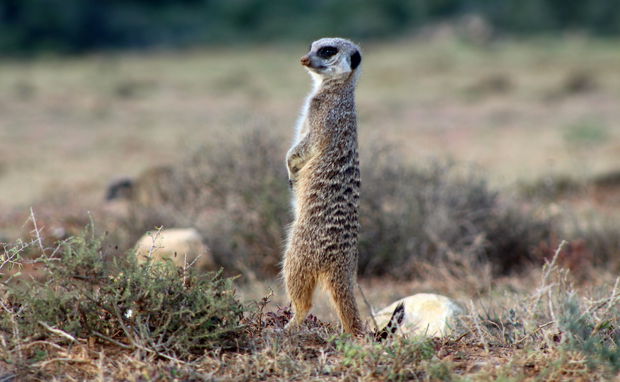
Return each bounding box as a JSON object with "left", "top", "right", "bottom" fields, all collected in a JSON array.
[
  {"left": 284, "top": 267, "right": 317, "bottom": 330},
  {"left": 324, "top": 272, "right": 363, "bottom": 336}
]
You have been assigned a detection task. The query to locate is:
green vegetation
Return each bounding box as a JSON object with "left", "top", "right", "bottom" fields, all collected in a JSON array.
[
  {"left": 2, "top": 0, "right": 620, "bottom": 54},
  {"left": 564, "top": 120, "right": 609, "bottom": 146},
  {"left": 333, "top": 334, "right": 436, "bottom": 379},
  {"left": 1, "top": 226, "right": 245, "bottom": 377},
  {"left": 560, "top": 298, "right": 620, "bottom": 374}
]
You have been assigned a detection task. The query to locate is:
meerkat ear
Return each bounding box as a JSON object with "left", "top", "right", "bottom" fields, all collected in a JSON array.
[{"left": 350, "top": 50, "right": 361, "bottom": 70}]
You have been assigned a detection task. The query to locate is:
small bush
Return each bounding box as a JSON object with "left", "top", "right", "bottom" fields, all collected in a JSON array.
[
  {"left": 560, "top": 214, "right": 620, "bottom": 271},
  {"left": 561, "top": 70, "right": 599, "bottom": 95},
  {"left": 560, "top": 298, "right": 620, "bottom": 374},
  {"left": 179, "top": 130, "right": 290, "bottom": 277},
  {"left": 517, "top": 174, "right": 584, "bottom": 201},
  {"left": 359, "top": 145, "right": 551, "bottom": 277},
  {"left": 1, "top": 227, "right": 245, "bottom": 363}
]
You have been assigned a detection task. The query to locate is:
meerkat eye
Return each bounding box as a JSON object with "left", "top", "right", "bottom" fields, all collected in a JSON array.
[{"left": 317, "top": 46, "right": 338, "bottom": 59}]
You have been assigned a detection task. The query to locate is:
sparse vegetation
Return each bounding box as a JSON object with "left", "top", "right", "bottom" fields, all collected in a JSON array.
[
  {"left": 3, "top": 229, "right": 620, "bottom": 380},
  {"left": 105, "top": 131, "right": 557, "bottom": 280},
  {"left": 1, "top": 36, "right": 619, "bottom": 380},
  {"left": 1, "top": 226, "right": 245, "bottom": 379}
]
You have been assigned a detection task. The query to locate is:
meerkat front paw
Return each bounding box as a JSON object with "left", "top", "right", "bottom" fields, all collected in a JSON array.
[
  {"left": 286, "top": 152, "right": 304, "bottom": 183},
  {"left": 286, "top": 163, "right": 297, "bottom": 189}
]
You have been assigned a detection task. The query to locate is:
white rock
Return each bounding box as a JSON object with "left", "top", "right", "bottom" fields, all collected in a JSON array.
[
  {"left": 372, "top": 293, "right": 462, "bottom": 337},
  {"left": 134, "top": 228, "right": 215, "bottom": 270}
]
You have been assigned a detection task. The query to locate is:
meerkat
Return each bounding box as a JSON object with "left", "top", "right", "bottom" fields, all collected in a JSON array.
[
  {"left": 106, "top": 166, "right": 176, "bottom": 207},
  {"left": 283, "top": 37, "right": 364, "bottom": 335}
]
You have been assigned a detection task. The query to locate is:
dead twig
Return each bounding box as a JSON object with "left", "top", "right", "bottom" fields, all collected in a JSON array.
[
  {"left": 34, "top": 357, "right": 97, "bottom": 369},
  {"left": 357, "top": 284, "right": 379, "bottom": 332},
  {"left": 38, "top": 321, "right": 78, "bottom": 343},
  {"left": 29, "top": 208, "right": 46, "bottom": 255}
]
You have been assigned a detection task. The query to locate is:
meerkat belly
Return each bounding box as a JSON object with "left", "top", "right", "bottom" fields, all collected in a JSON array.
[{"left": 293, "top": 154, "right": 360, "bottom": 264}]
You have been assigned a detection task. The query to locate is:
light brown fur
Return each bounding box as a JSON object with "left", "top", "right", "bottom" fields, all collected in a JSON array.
[{"left": 283, "top": 38, "right": 363, "bottom": 335}]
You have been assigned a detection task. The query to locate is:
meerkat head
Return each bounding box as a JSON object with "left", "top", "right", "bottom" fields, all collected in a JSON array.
[{"left": 300, "top": 37, "right": 362, "bottom": 81}]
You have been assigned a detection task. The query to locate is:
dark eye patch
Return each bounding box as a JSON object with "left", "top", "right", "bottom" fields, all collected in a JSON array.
[
  {"left": 317, "top": 46, "right": 338, "bottom": 59},
  {"left": 350, "top": 50, "right": 361, "bottom": 70}
]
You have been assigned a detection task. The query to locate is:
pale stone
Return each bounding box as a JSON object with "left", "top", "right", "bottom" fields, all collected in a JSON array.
[
  {"left": 372, "top": 293, "right": 463, "bottom": 337},
  {"left": 134, "top": 228, "right": 215, "bottom": 270}
]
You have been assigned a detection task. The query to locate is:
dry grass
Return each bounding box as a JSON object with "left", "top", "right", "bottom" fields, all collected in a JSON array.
[{"left": 2, "top": 226, "right": 620, "bottom": 381}]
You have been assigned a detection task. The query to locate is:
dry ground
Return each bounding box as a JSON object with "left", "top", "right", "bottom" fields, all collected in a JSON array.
[{"left": 2, "top": 237, "right": 620, "bottom": 380}]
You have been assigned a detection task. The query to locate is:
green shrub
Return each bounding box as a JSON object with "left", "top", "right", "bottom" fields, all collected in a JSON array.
[
  {"left": 560, "top": 298, "right": 620, "bottom": 374},
  {"left": 1, "top": 227, "right": 245, "bottom": 360}
]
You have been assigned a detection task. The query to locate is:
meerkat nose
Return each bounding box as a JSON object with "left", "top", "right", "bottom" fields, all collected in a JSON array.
[{"left": 300, "top": 55, "right": 311, "bottom": 66}]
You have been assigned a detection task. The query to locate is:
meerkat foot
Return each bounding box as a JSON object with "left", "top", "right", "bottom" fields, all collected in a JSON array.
[
  {"left": 284, "top": 306, "right": 311, "bottom": 332},
  {"left": 325, "top": 275, "right": 364, "bottom": 336},
  {"left": 284, "top": 318, "right": 301, "bottom": 332},
  {"left": 283, "top": 260, "right": 316, "bottom": 332}
]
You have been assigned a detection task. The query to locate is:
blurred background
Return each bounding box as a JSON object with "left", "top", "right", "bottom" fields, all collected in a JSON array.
[
  {"left": 1, "top": 0, "right": 620, "bottom": 288},
  {"left": 1, "top": 0, "right": 620, "bottom": 53}
]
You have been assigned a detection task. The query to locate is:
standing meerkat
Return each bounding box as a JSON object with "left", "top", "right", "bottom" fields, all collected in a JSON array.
[{"left": 283, "top": 37, "right": 363, "bottom": 335}]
